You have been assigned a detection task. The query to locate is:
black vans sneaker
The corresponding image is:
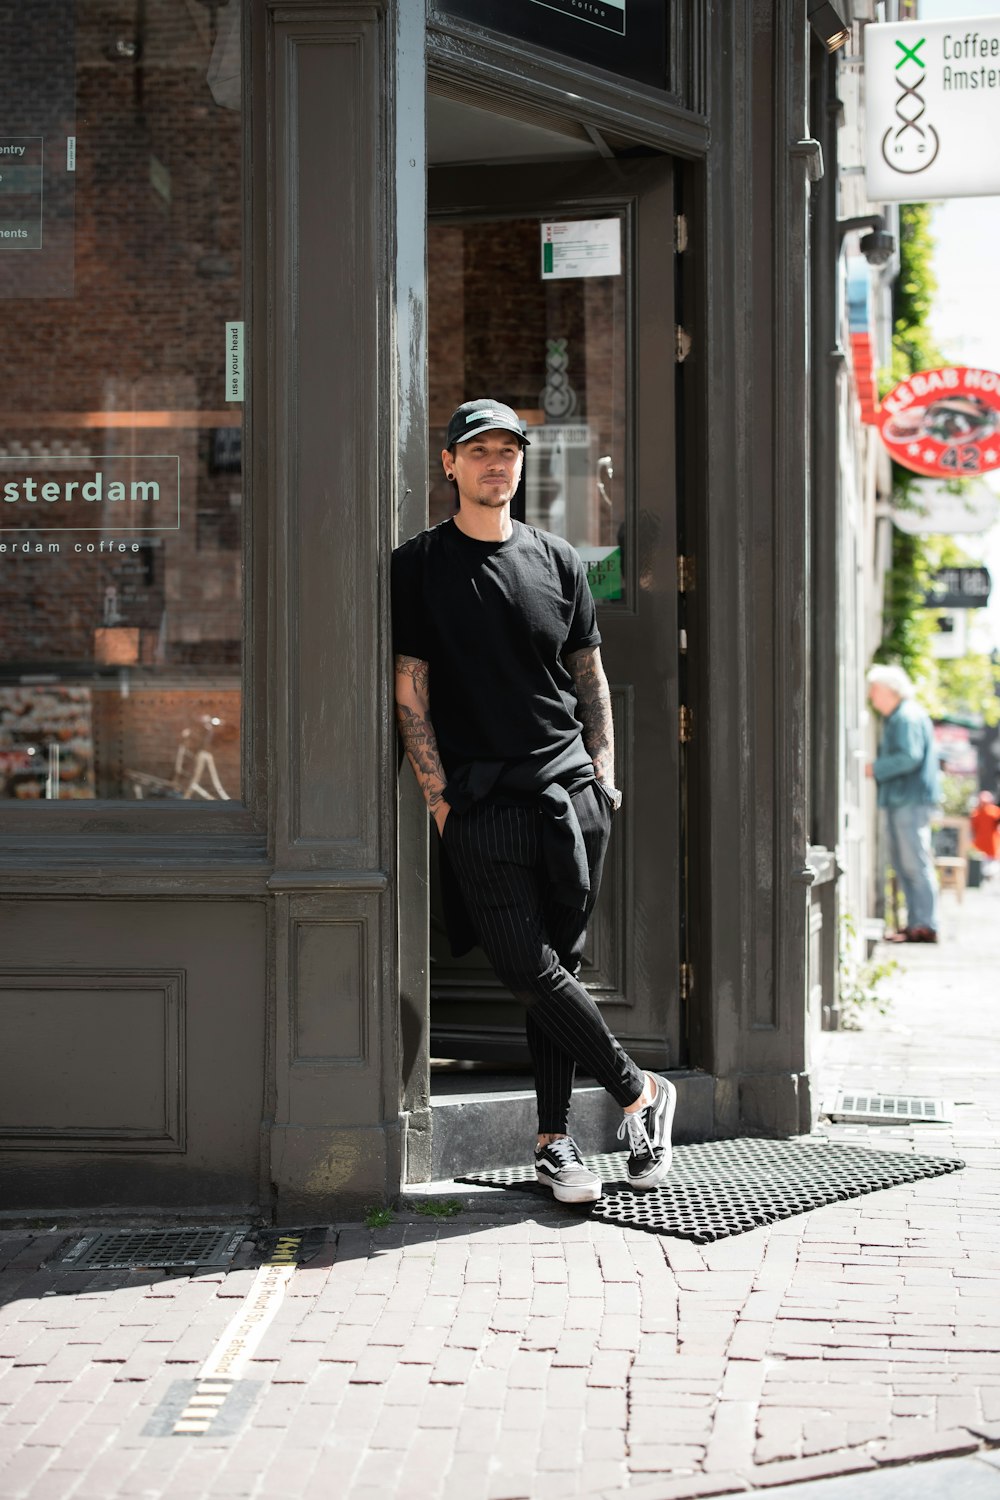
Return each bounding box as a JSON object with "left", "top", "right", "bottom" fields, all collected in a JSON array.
[
  {"left": 617, "top": 1074, "right": 677, "bottom": 1191},
  {"left": 534, "top": 1136, "right": 602, "bottom": 1204}
]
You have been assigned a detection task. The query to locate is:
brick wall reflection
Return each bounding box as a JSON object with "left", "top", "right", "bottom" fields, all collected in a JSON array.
[
  {"left": 427, "top": 216, "right": 624, "bottom": 546},
  {"left": 0, "top": 1, "right": 243, "bottom": 801}
]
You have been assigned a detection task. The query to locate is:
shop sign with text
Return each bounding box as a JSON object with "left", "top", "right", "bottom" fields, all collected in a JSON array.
[
  {"left": 877, "top": 367, "right": 1000, "bottom": 479},
  {"left": 933, "top": 722, "right": 978, "bottom": 776},
  {"left": 866, "top": 17, "right": 1000, "bottom": 200},
  {"left": 0, "top": 453, "right": 180, "bottom": 534},
  {"left": 438, "top": 0, "right": 666, "bottom": 91},
  {"left": 923, "top": 566, "right": 992, "bottom": 610}
]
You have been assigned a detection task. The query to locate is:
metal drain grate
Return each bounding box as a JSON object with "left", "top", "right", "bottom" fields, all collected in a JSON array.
[
  {"left": 59, "top": 1226, "right": 249, "bottom": 1270},
  {"left": 456, "top": 1139, "right": 964, "bottom": 1243},
  {"left": 829, "top": 1091, "right": 951, "bottom": 1124}
]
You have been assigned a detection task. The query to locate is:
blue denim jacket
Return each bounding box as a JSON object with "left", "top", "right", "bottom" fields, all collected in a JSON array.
[{"left": 873, "top": 699, "right": 941, "bottom": 810}]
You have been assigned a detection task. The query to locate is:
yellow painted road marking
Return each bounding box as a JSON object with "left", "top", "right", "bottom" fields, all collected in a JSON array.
[
  {"left": 170, "top": 1236, "right": 303, "bottom": 1437},
  {"left": 198, "top": 1262, "right": 297, "bottom": 1382}
]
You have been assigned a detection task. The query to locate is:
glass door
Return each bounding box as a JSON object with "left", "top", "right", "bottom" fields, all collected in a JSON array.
[
  {"left": 427, "top": 210, "right": 627, "bottom": 604},
  {"left": 425, "top": 155, "right": 681, "bottom": 1071}
]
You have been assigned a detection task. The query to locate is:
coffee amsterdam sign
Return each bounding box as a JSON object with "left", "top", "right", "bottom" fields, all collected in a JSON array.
[
  {"left": 865, "top": 17, "right": 1000, "bottom": 200},
  {"left": 877, "top": 366, "right": 1000, "bottom": 479}
]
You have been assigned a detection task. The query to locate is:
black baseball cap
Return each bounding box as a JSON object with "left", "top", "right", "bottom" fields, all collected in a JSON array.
[{"left": 445, "top": 399, "right": 530, "bottom": 448}]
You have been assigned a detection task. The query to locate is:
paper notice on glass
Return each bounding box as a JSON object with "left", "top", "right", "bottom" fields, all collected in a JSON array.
[
  {"left": 541, "top": 219, "right": 621, "bottom": 280},
  {"left": 577, "top": 546, "right": 623, "bottom": 602}
]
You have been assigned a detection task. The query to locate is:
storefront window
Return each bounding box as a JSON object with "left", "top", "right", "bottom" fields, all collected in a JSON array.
[
  {"left": 0, "top": 0, "right": 243, "bottom": 803},
  {"left": 428, "top": 213, "right": 627, "bottom": 603}
]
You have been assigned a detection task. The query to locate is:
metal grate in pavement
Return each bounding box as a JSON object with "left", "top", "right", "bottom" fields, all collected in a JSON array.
[
  {"left": 59, "top": 1226, "right": 249, "bottom": 1270},
  {"left": 456, "top": 1138, "right": 964, "bottom": 1243},
  {"left": 829, "top": 1091, "right": 951, "bottom": 1124}
]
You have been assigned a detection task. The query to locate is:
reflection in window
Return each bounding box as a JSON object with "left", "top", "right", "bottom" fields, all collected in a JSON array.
[
  {"left": 0, "top": 0, "right": 243, "bottom": 802},
  {"left": 427, "top": 215, "right": 626, "bottom": 603}
]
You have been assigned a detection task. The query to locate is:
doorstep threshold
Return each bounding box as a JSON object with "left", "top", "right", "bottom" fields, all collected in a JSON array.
[
  {"left": 424, "top": 1069, "right": 715, "bottom": 1182},
  {"left": 431, "top": 1074, "right": 601, "bottom": 1106}
]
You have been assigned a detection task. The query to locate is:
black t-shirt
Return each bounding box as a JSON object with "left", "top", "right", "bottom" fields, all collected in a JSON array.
[{"left": 391, "top": 518, "right": 601, "bottom": 778}]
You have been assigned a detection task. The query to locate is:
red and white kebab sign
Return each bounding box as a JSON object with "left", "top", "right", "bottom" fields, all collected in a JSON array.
[{"left": 878, "top": 366, "right": 1000, "bottom": 478}]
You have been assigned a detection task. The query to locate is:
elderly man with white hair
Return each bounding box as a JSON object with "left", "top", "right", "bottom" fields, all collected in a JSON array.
[{"left": 866, "top": 664, "right": 941, "bottom": 943}]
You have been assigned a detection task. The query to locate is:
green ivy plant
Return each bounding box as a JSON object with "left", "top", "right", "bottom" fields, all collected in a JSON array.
[
  {"left": 874, "top": 204, "right": 1000, "bottom": 728},
  {"left": 873, "top": 526, "right": 936, "bottom": 683},
  {"left": 887, "top": 204, "right": 943, "bottom": 389}
]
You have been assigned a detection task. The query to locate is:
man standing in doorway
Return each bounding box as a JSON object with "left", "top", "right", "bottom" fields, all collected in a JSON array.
[
  {"left": 392, "top": 399, "right": 676, "bottom": 1204},
  {"left": 866, "top": 664, "right": 941, "bottom": 943}
]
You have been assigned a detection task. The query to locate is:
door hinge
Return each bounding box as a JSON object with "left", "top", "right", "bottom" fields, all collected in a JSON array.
[
  {"left": 679, "top": 961, "right": 694, "bottom": 1001},
  {"left": 677, "top": 554, "right": 695, "bottom": 593},
  {"left": 679, "top": 705, "right": 693, "bottom": 743},
  {"left": 674, "top": 212, "right": 689, "bottom": 254},
  {"left": 675, "top": 325, "right": 693, "bottom": 363}
]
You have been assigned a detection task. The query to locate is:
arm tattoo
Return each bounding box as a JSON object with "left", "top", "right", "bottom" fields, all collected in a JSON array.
[
  {"left": 567, "top": 645, "right": 615, "bottom": 786},
  {"left": 395, "top": 704, "right": 447, "bottom": 814},
  {"left": 394, "top": 655, "right": 447, "bottom": 815},
  {"left": 396, "top": 654, "right": 429, "bottom": 696}
]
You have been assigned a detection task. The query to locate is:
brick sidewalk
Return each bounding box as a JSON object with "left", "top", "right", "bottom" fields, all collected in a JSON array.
[{"left": 1, "top": 885, "right": 999, "bottom": 1500}]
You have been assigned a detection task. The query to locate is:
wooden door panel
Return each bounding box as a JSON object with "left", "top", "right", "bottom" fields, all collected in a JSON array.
[{"left": 0, "top": 900, "right": 265, "bottom": 1208}]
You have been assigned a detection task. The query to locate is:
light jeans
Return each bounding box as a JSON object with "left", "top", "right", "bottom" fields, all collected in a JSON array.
[{"left": 885, "top": 802, "right": 939, "bottom": 933}]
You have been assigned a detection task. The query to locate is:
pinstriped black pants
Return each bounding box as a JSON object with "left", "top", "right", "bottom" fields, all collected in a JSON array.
[{"left": 441, "top": 782, "right": 646, "bottom": 1134}]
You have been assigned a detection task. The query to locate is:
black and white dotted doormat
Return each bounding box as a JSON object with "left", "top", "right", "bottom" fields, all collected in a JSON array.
[{"left": 455, "top": 1138, "right": 964, "bottom": 1243}]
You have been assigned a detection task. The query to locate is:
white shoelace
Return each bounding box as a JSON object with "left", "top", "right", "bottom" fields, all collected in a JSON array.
[
  {"left": 545, "top": 1137, "right": 581, "bottom": 1168},
  {"left": 617, "top": 1109, "right": 653, "bottom": 1156}
]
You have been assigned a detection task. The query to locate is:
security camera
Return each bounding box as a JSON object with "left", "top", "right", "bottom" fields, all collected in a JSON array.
[
  {"left": 837, "top": 214, "right": 897, "bottom": 267},
  {"left": 859, "top": 228, "right": 896, "bottom": 267}
]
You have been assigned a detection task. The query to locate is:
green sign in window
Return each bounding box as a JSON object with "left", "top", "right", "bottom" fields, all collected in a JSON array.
[{"left": 582, "top": 547, "right": 622, "bottom": 603}]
